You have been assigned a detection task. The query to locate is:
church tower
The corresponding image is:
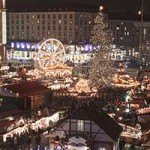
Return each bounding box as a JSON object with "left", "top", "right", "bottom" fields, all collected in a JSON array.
[{"left": 0, "top": 0, "right": 7, "bottom": 63}]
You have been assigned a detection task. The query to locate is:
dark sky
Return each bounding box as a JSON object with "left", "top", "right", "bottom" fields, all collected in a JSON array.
[{"left": 6, "top": 0, "right": 150, "bottom": 15}]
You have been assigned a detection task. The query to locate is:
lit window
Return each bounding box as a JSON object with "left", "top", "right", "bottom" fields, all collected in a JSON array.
[
  {"left": 98, "top": 146, "right": 106, "bottom": 150},
  {"left": 77, "top": 120, "right": 84, "bottom": 131},
  {"left": 58, "top": 20, "right": 61, "bottom": 24},
  {"left": 69, "top": 20, "right": 72, "bottom": 24},
  {"left": 116, "top": 27, "right": 119, "bottom": 30}
]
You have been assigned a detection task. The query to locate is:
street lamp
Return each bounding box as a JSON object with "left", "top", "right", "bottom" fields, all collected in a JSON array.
[{"left": 139, "top": 0, "right": 144, "bottom": 62}]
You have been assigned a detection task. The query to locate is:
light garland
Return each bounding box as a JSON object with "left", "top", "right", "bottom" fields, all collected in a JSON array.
[{"left": 89, "top": 6, "right": 114, "bottom": 90}]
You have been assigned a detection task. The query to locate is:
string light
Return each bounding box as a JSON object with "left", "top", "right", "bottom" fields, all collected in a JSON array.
[{"left": 89, "top": 6, "right": 114, "bottom": 91}]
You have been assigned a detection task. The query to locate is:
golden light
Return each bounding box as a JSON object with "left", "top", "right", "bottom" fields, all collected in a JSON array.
[
  {"left": 138, "top": 11, "right": 141, "bottom": 15},
  {"left": 99, "top": 6, "right": 103, "bottom": 12}
]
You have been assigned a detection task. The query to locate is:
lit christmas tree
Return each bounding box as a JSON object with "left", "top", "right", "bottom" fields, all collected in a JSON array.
[{"left": 89, "top": 6, "right": 115, "bottom": 91}]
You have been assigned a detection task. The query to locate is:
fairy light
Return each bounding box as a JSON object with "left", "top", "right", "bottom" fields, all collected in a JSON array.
[{"left": 89, "top": 6, "right": 114, "bottom": 90}]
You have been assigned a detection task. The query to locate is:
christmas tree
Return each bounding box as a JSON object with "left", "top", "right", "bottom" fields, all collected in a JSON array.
[{"left": 89, "top": 6, "right": 114, "bottom": 91}]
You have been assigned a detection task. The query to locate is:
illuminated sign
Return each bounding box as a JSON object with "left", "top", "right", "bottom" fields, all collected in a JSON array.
[{"left": 10, "top": 42, "right": 37, "bottom": 50}]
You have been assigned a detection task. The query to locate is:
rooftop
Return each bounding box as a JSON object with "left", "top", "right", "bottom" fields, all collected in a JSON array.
[
  {"left": 1, "top": 81, "right": 49, "bottom": 97},
  {"left": 69, "top": 102, "right": 123, "bottom": 141}
]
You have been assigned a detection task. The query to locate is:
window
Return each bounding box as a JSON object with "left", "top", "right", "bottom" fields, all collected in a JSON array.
[
  {"left": 32, "top": 25, "right": 35, "bottom": 30},
  {"left": 42, "top": 14, "right": 45, "bottom": 19},
  {"left": 21, "top": 14, "right": 24, "bottom": 19},
  {"left": 48, "top": 14, "right": 50, "bottom": 18},
  {"left": 64, "top": 26, "right": 67, "bottom": 30},
  {"left": 53, "top": 14, "right": 56, "bottom": 19},
  {"left": 58, "top": 20, "right": 61, "bottom": 24},
  {"left": 58, "top": 26, "right": 61, "bottom": 30},
  {"left": 58, "top": 14, "right": 61, "bottom": 19},
  {"left": 53, "top": 20, "right": 56, "bottom": 25},
  {"left": 89, "top": 21, "right": 91, "bottom": 24},
  {"left": 77, "top": 120, "right": 84, "bottom": 131},
  {"left": 11, "top": 14, "right": 14, "bottom": 19},
  {"left": 69, "top": 20, "right": 73, "bottom": 25},
  {"left": 64, "top": 14, "right": 67, "bottom": 19},
  {"left": 70, "top": 14, "right": 73, "bottom": 19},
  {"left": 98, "top": 146, "right": 106, "bottom": 150},
  {"left": 64, "top": 20, "right": 67, "bottom": 25},
  {"left": 42, "top": 20, "right": 45, "bottom": 24}
]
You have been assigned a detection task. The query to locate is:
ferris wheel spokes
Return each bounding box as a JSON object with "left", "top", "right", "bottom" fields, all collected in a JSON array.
[{"left": 35, "top": 38, "right": 66, "bottom": 70}]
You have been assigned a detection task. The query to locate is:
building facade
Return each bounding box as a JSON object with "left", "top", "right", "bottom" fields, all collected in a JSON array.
[
  {"left": 5, "top": 4, "right": 150, "bottom": 63},
  {"left": 7, "top": 11, "right": 95, "bottom": 43},
  {"left": 0, "top": 0, "right": 7, "bottom": 62},
  {"left": 51, "top": 103, "right": 123, "bottom": 150}
]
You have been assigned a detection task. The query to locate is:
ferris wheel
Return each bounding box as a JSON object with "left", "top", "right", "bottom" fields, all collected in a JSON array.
[{"left": 35, "top": 38, "right": 66, "bottom": 70}]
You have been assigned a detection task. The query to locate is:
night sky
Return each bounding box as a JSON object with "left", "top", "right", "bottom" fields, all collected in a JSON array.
[{"left": 6, "top": 0, "right": 150, "bottom": 15}]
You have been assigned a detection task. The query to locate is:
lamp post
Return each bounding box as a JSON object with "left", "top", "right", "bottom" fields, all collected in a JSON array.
[{"left": 138, "top": 0, "right": 144, "bottom": 62}]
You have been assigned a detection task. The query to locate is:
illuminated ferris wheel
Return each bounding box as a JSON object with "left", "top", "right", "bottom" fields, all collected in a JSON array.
[{"left": 35, "top": 38, "right": 66, "bottom": 70}]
